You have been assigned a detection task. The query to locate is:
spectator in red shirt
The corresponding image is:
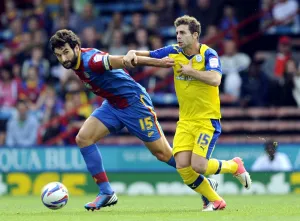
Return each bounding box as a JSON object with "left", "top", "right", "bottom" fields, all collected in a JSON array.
[{"left": 262, "top": 36, "right": 298, "bottom": 80}]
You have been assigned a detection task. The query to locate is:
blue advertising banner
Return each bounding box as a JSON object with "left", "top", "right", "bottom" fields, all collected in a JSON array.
[
  {"left": 0, "top": 144, "right": 299, "bottom": 172},
  {"left": 0, "top": 146, "right": 171, "bottom": 172}
]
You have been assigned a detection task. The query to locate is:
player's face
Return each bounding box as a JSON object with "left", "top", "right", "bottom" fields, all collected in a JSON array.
[
  {"left": 54, "top": 43, "right": 79, "bottom": 69},
  {"left": 176, "top": 25, "right": 197, "bottom": 49}
]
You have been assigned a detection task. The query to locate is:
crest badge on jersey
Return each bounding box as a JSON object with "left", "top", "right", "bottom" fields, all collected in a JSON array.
[{"left": 195, "top": 54, "right": 202, "bottom": 62}]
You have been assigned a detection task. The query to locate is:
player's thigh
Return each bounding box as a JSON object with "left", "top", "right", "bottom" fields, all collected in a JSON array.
[
  {"left": 91, "top": 100, "right": 124, "bottom": 134},
  {"left": 172, "top": 121, "right": 194, "bottom": 168},
  {"left": 77, "top": 116, "right": 110, "bottom": 143},
  {"left": 173, "top": 120, "right": 194, "bottom": 157},
  {"left": 77, "top": 101, "right": 124, "bottom": 146},
  {"left": 121, "top": 94, "right": 163, "bottom": 143},
  {"left": 192, "top": 119, "right": 221, "bottom": 160}
]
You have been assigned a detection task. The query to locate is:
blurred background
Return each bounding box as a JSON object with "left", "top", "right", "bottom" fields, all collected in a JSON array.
[{"left": 0, "top": 0, "right": 300, "bottom": 196}]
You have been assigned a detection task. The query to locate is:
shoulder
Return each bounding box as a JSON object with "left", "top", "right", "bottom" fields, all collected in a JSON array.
[
  {"left": 159, "top": 44, "right": 181, "bottom": 54},
  {"left": 83, "top": 48, "right": 110, "bottom": 73},
  {"left": 202, "top": 45, "right": 221, "bottom": 71},
  {"left": 81, "top": 48, "right": 102, "bottom": 65},
  {"left": 169, "top": 44, "right": 181, "bottom": 54},
  {"left": 150, "top": 44, "right": 180, "bottom": 58},
  {"left": 81, "top": 48, "right": 102, "bottom": 62},
  {"left": 202, "top": 45, "right": 219, "bottom": 58}
]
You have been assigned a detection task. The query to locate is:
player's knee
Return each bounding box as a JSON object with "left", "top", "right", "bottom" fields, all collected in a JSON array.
[
  {"left": 191, "top": 163, "right": 207, "bottom": 174},
  {"left": 175, "top": 160, "right": 190, "bottom": 169},
  {"left": 75, "top": 133, "right": 92, "bottom": 148},
  {"left": 152, "top": 150, "right": 169, "bottom": 162},
  {"left": 174, "top": 152, "right": 192, "bottom": 169}
]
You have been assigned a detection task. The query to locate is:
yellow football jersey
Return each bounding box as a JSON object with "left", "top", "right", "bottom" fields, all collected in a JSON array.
[{"left": 150, "top": 44, "right": 222, "bottom": 120}]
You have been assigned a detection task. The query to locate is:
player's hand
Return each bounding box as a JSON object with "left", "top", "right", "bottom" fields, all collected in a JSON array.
[
  {"left": 123, "top": 50, "right": 137, "bottom": 68},
  {"left": 160, "top": 57, "right": 175, "bottom": 68},
  {"left": 178, "top": 59, "right": 194, "bottom": 76}
]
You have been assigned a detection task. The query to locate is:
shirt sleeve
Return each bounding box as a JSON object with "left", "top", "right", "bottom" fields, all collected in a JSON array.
[
  {"left": 204, "top": 48, "right": 222, "bottom": 74},
  {"left": 88, "top": 52, "right": 112, "bottom": 73},
  {"left": 149, "top": 45, "right": 175, "bottom": 59}
]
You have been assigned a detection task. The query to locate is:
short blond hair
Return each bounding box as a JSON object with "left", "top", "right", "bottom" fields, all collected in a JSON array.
[{"left": 174, "top": 15, "right": 201, "bottom": 38}]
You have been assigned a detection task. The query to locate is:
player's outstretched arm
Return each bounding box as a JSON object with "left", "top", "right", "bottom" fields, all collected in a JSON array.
[
  {"left": 122, "top": 50, "right": 150, "bottom": 68},
  {"left": 108, "top": 55, "right": 174, "bottom": 69},
  {"left": 135, "top": 56, "right": 174, "bottom": 68},
  {"left": 123, "top": 47, "right": 172, "bottom": 68}
]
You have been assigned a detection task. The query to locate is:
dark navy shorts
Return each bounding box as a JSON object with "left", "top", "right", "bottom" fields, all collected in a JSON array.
[{"left": 91, "top": 93, "right": 163, "bottom": 142}]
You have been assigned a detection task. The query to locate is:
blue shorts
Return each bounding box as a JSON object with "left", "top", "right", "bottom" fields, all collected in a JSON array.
[{"left": 91, "top": 94, "right": 163, "bottom": 142}]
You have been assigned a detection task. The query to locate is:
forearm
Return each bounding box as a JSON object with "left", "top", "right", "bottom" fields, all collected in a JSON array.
[
  {"left": 189, "top": 70, "right": 221, "bottom": 86},
  {"left": 135, "top": 56, "right": 163, "bottom": 67},
  {"left": 109, "top": 55, "right": 168, "bottom": 69},
  {"left": 128, "top": 50, "right": 150, "bottom": 57}
]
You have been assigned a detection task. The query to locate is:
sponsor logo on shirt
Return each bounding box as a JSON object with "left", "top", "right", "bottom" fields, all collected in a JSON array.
[
  {"left": 209, "top": 57, "right": 219, "bottom": 68},
  {"left": 176, "top": 74, "right": 196, "bottom": 81},
  {"left": 93, "top": 54, "right": 103, "bottom": 63}
]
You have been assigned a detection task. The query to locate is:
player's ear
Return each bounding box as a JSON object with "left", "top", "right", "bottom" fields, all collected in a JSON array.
[
  {"left": 193, "top": 32, "right": 198, "bottom": 40},
  {"left": 74, "top": 44, "right": 80, "bottom": 54}
]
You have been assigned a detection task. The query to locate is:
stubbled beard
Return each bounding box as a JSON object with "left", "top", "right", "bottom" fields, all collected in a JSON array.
[{"left": 62, "top": 54, "right": 78, "bottom": 69}]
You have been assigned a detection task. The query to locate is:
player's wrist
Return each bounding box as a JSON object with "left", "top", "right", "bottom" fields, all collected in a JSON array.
[
  {"left": 128, "top": 50, "right": 137, "bottom": 55},
  {"left": 157, "top": 59, "right": 163, "bottom": 67},
  {"left": 188, "top": 68, "right": 196, "bottom": 77}
]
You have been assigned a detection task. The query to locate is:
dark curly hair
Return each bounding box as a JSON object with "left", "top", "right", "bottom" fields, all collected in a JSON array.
[{"left": 49, "top": 29, "right": 81, "bottom": 52}]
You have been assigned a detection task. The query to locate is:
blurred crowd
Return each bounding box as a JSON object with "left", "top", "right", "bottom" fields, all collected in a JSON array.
[{"left": 0, "top": 0, "right": 300, "bottom": 147}]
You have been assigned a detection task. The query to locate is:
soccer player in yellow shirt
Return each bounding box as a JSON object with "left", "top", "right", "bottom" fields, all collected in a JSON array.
[{"left": 123, "top": 15, "right": 251, "bottom": 211}]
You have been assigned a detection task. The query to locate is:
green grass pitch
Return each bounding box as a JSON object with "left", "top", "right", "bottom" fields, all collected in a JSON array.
[{"left": 0, "top": 195, "right": 299, "bottom": 221}]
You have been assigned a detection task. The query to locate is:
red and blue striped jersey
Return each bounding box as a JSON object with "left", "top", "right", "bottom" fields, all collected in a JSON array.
[{"left": 73, "top": 48, "right": 146, "bottom": 109}]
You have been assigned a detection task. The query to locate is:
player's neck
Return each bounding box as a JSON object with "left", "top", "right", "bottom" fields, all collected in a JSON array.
[
  {"left": 183, "top": 42, "right": 200, "bottom": 56},
  {"left": 73, "top": 49, "right": 82, "bottom": 70}
]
